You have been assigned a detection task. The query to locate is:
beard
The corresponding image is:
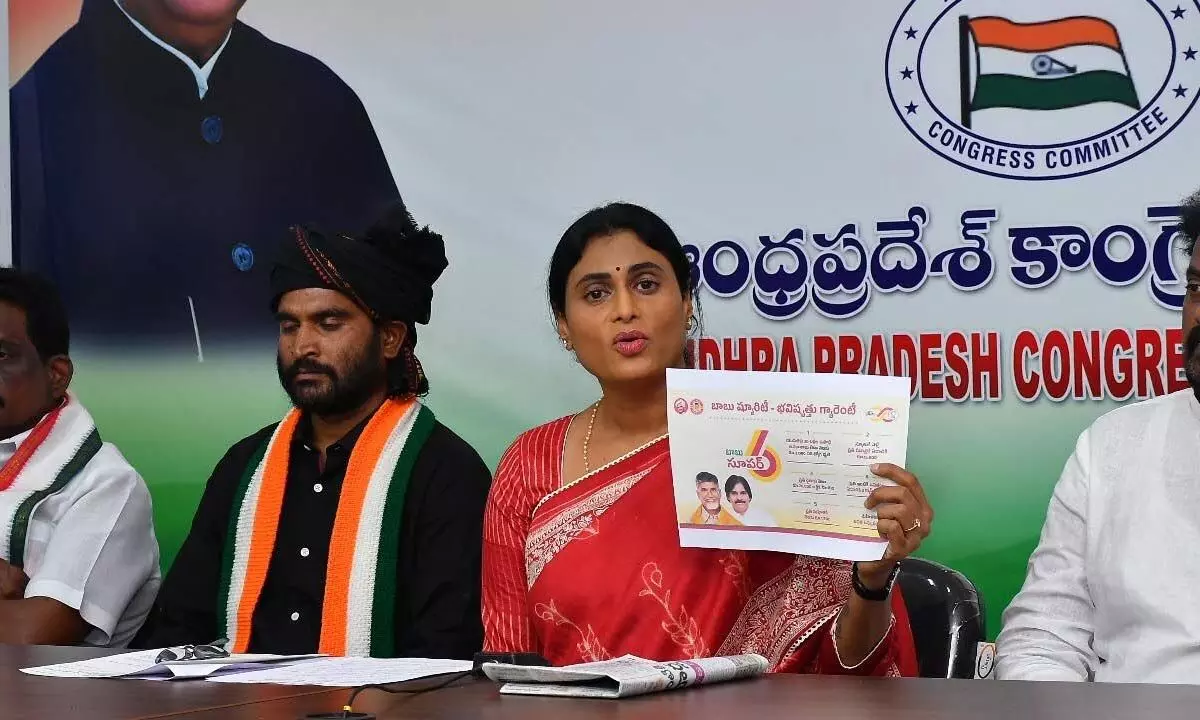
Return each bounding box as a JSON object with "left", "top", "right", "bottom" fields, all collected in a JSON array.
[
  {"left": 277, "top": 332, "right": 387, "bottom": 416},
  {"left": 1186, "top": 325, "right": 1200, "bottom": 402}
]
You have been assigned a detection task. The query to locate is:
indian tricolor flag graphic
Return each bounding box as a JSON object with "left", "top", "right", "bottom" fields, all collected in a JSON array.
[{"left": 960, "top": 16, "right": 1140, "bottom": 128}]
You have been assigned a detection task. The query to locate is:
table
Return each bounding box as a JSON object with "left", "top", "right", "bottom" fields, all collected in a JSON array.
[
  {"left": 11, "top": 647, "right": 1200, "bottom": 720},
  {"left": 0, "top": 645, "right": 338, "bottom": 720},
  {"left": 195, "top": 674, "right": 1200, "bottom": 720}
]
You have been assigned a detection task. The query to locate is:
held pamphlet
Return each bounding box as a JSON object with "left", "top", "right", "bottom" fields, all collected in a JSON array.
[
  {"left": 482, "top": 654, "right": 768, "bottom": 699},
  {"left": 666, "top": 368, "right": 910, "bottom": 562}
]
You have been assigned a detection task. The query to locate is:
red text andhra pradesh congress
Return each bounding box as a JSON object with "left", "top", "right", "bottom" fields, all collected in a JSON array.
[{"left": 690, "top": 328, "right": 1187, "bottom": 402}]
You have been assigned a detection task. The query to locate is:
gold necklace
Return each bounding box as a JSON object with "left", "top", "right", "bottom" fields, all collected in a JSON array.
[{"left": 582, "top": 399, "right": 601, "bottom": 474}]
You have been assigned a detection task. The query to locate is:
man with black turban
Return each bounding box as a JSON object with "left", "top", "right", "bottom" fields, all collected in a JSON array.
[{"left": 133, "top": 202, "right": 491, "bottom": 659}]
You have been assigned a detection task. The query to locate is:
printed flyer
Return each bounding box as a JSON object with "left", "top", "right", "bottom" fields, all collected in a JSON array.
[{"left": 666, "top": 369, "right": 911, "bottom": 561}]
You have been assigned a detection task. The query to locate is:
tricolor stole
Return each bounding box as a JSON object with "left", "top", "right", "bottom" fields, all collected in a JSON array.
[
  {"left": 216, "top": 397, "right": 435, "bottom": 657},
  {"left": 0, "top": 395, "right": 103, "bottom": 568}
]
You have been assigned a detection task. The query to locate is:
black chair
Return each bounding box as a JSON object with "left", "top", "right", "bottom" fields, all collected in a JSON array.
[{"left": 896, "top": 558, "right": 986, "bottom": 679}]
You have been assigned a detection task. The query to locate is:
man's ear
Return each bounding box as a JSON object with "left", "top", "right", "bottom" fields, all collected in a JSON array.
[
  {"left": 46, "top": 355, "right": 73, "bottom": 401},
  {"left": 380, "top": 321, "right": 408, "bottom": 360}
]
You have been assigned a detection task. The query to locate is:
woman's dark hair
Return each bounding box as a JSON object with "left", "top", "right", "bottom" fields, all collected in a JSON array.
[
  {"left": 548, "top": 202, "right": 695, "bottom": 315},
  {"left": 547, "top": 203, "right": 700, "bottom": 356}
]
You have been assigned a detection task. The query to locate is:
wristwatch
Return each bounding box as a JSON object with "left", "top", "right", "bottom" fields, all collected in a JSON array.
[{"left": 851, "top": 561, "right": 900, "bottom": 602}]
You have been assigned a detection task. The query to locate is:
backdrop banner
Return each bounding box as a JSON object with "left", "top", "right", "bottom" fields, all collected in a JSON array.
[{"left": 10, "top": 0, "right": 1199, "bottom": 638}]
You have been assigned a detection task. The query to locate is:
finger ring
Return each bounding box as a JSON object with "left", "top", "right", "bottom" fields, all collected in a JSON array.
[{"left": 905, "top": 518, "right": 921, "bottom": 533}]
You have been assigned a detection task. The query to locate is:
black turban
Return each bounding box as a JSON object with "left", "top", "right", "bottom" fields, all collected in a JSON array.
[{"left": 269, "top": 201, "right": 448, "bottom": 324}]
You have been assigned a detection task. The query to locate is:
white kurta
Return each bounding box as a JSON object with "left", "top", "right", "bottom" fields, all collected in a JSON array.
[
  {"left": 997, "top": 389, "right": 1200, "bottom": 683},
  {"left": 0, "top": 403, "right": 161, "bottom": 648}
]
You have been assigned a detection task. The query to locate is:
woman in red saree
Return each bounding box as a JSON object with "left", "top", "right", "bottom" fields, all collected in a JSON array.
[{"left": 483, "top": 203, "right": 933, "bottom": 675}]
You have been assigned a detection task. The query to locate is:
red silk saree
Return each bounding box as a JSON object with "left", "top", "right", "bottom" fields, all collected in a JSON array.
[{"left": 482, "top": 417, "right": 917, "bottom": 675}]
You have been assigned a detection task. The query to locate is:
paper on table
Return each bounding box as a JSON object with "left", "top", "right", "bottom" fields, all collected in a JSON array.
[
  {"left": 21, "top": 649, "right": 322, "bottom": 680},
  {"left": 207, "top": 657, "right": 473, "bottom": 686},
  {"left": 22, "top": 650, "right": 164, "bottom": 678},
  {"left": 484, "top": 654, "right": 768, "bottom": 699},
  {"left": 155, "top": 658, "right": 320, "bottom": 680},
  {"left": 666, "top": 368, "right": 911, "bottom": 562}
]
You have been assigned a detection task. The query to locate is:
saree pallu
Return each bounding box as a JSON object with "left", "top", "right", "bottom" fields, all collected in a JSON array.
[{"left": 482, "top": 417, "right": 918, "bottom": 675}]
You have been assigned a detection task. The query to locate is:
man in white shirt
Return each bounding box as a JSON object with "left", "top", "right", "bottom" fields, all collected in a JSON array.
[
  {"left": 996, "top": 189, "right": 1200, "bottom": 683},
  {"left": 0, "top": 269, "right": 160, "bottom": 646}
]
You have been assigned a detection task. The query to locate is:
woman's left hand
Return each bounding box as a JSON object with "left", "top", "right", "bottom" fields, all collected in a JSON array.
[{"left": 857, "top": 463, "right": 933, "bottom": 586}]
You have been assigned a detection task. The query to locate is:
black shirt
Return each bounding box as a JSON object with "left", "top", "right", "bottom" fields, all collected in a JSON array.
[
  {"left": 10, "top": 0, "right": 400, "bottom": 348},
  {"left": 133, "top": 414, "right": 491, "bottom": 659}
]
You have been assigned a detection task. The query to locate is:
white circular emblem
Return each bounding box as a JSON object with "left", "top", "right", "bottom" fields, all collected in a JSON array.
[{"left": 886, "top": 0, "right": 1200, "bottom": 179}]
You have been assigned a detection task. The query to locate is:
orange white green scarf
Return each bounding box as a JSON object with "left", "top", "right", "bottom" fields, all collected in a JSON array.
[
  {"left": 216, "top": 397, "right": 434, "bottom": 657},
  {"left": 0, "top": 394, "right": 102, "bottom": 568}
]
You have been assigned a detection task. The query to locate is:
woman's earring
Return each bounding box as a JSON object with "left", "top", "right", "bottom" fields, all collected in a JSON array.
[
  {"left": 686, "top": 317, "right": 694, "bottom": 333},
  {"left": 561, "top": 337, "right": 573, "bottom": 351}
]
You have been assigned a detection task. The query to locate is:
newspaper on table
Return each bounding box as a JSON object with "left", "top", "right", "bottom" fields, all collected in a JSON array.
[
  {"left": 666, "top": 368, "right": 911, "bottom": 562},
  {"left": 482, "top": 654, "right": 767, "bottom": 699}
]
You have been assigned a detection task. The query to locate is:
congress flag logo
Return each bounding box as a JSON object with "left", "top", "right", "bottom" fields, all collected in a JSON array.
[
  {"left": 886, "top": 1, "right": 1200, "bottom": 180},
  {"left": 962, "top": 16, "right": 1140, "bottom": 124}
]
